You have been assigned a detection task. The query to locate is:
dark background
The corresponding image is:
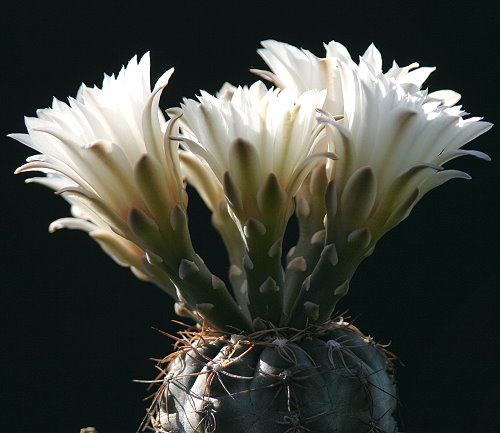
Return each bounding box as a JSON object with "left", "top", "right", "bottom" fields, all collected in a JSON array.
[{"left": 1, "top": 1, "right": 498, "bottom": 432}]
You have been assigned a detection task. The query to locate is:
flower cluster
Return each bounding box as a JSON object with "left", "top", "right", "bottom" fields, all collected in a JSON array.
[{"left": 12, "top": 40, "right": 491, "bottom": 330}]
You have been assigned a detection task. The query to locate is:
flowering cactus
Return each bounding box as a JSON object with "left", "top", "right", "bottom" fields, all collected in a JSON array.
[{"left": 11, "top": 39, "right": 491, "bottom": 432}]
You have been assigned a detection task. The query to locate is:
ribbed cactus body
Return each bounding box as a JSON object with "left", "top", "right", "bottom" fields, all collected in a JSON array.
[{"left": 150, "top": 321, "right": 398, "bottom": 433}]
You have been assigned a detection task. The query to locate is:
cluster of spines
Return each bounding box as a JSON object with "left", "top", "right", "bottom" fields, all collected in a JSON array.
[{"left": 143, "top": 320, "right": 398, "bottom": 433}]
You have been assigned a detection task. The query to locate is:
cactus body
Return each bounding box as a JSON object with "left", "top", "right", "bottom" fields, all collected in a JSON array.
[{"left": 150, "top": 320, "right": 397, "bottom": 433}]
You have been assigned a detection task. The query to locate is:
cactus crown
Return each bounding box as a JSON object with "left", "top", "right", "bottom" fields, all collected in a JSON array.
[{"left": 12, "top": 40, "right": 491, "bottom": 333}]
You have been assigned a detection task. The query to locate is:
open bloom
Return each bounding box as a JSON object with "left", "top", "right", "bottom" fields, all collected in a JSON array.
[
  {"left": 256, "top": 39, "right": 492, "bottom": 249},
  {"left": 12, "top": 54, "right": 253, "bottom": 331},
  {"left": 178, "top": 82, "right": 335, "bottom": 324},
  {"left": 255, "top": 39, "right": 492, "bottom": 324},
  {"left": 179, "top": 81, "right": 330, "bottom": 241},
  {"left": 11, "top": 54, "right": 185, "bottom": 295}
]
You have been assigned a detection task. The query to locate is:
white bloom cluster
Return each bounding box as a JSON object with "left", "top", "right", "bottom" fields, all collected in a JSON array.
[{"left": 12, "top": 40, "right": 491, "bottom": 329}]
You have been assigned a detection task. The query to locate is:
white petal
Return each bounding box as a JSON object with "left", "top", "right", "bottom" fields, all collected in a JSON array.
[
  {"left": 399, "top": 67, "right": 436, "bottom": 88},
  {"left": 427, "top": 89, "right": 461, "bottom": 106},
  {"left": 361, "top": 43, "right": 383, "bottom": 74},
  {"left": 49, "top": 217, "right": 97, "bottom": 233}
]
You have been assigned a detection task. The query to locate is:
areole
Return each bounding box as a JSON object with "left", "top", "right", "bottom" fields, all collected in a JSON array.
[{"left": 147, "top": 319, "right": 398, "bottom": 433}]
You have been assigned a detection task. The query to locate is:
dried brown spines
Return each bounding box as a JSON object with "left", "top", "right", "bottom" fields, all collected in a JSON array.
[{"left": 146, "top": 320, "right": 398, "bottom": 433}]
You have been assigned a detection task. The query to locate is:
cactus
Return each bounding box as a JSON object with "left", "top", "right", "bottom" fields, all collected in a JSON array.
[
  {"left": 148, "top": 320, "right": 397, "bottom": 433},
  {"left": 11, "top": 38, "right": 490, "bottom": 433}
]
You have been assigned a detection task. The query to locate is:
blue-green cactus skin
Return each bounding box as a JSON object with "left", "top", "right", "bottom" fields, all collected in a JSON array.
[{"left": 150, "top": 321, "right": 398, "bottom": 433}]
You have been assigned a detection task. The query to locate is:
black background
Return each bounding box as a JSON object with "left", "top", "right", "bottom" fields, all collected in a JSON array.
[{"left": 1, "top": 1, "right": 498, "bottom": 432}]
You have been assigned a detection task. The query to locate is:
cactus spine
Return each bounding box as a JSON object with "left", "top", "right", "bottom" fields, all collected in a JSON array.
[{"left": 149, "top": 320, "right": 397, "bottom": 433}]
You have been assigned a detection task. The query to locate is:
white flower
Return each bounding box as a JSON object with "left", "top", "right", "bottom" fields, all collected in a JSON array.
[
  {"left": 12, "top": 54, "right": 254, "bottom": 331},
  {"left": 11, "top": 53, "right": 184, "bottom": 295},
  {"left": 178, "top": 81, "right": 337, "bottom": 324},
  {"left": 254, "top": 39, "right": 492, "bottom": 325},
  {"left": 255, "top": 39, "right": 492, "bottom": 247},
  {"left": 179, "top": 81, "right": 331, "bottom": 241}
]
